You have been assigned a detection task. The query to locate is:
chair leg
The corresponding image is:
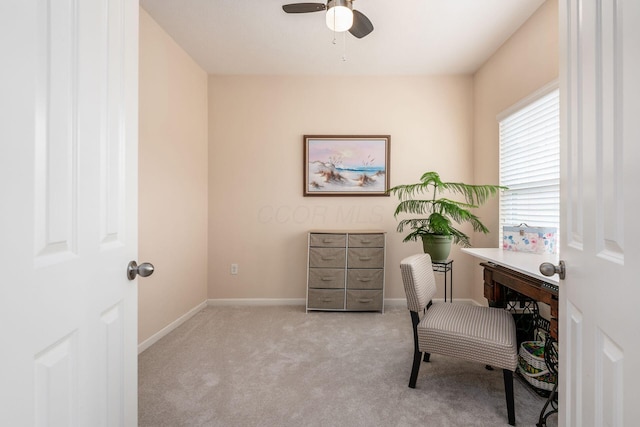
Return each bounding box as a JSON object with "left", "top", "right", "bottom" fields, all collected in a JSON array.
[
  {"left": 503, "top": 369, "right": 516, "bottom": 426},
  {"left": 409, "top": 311, "right": 423, "bottom": 388},
  {"left": 423, "top": 353, "right": 430, "bottom": 362},
  {"left": 409, "top": 349, "right": 422, "bottom": 388}
]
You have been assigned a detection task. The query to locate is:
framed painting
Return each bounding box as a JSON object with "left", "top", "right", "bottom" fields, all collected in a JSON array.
[{"left": 304, "top": 135, "right": 390, "bottom": 196}]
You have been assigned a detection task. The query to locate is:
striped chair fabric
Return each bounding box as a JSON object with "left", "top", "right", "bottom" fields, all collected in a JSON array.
[
  {"left": 400, "top": 253, "right": 437, "bottom": 312},
  {"left": 420, "top": 303, "right": 518, "bottom": 371},
  {"left": 400, "top": 253, "right": 518, "bottom": 426}
]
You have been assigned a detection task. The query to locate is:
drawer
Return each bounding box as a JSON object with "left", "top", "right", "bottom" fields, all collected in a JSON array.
[
  {"left": 347, "top": 269, "right": 383, "bottom": 290},
  {"left": 309, "top": 247, "right": 346, "bottom": 268},
  {"left": 347, "top": 248, "right": 384, "bottom": 269},
  {"left": 308, "top": 268, "right": 345, "bottom": 289},
  {"left": 309, "top": 233, "right": 346, "bottom": 248},
  {"left": 346, "top": 290, "right": 383, "bottom": 311},
  {"left": 308, "top": 289, "right": 344, "bottom": 310},
  {"left": 348, "top": 233, "right": 384, "bottom": 248}
]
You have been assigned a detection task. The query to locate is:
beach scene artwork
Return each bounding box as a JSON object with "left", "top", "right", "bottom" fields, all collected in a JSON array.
[{"left": 305, "top": 137, "right": 389, "bottom": 195}]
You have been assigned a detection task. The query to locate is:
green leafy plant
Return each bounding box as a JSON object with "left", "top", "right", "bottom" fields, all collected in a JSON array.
[{"left": 388, "top": 171, "right": 505, "bottom": 247}]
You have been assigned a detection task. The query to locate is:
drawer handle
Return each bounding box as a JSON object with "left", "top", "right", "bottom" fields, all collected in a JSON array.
[
  {"left": 321, "top": 277, "right": 335, "bottom": 281},
  {"left": 322, "top": 298, "right": 333, "bottom": 302},
  {"left": 360, "top": 239, "right": 372, "bottom": 244},
  {"left": 322, "top": 239, "right": 335, "bottom": 243},
  {"left": 358, "top": 278, "right": 372, "bottom": 282},
  {"left": 359, "top": 256, "right": 372, "bottom": 261},
  {"left": 321, "top": 257, "right": 336, "bottom": 261},
  {"left": 357, "top": 298, "right": 373, "bottom": 303}
]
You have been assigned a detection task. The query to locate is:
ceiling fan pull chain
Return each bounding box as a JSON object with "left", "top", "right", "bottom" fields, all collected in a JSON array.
[
  {"left": 332, "top": 10, "right": 337, "bottom": 44},
  {"left": 342, "top": 31, "right": 348, "bottom": 61}
]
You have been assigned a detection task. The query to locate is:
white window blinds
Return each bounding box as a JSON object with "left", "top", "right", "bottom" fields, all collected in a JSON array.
[{"left": 499, "top": 87, "right": 560, "bottom": 238}]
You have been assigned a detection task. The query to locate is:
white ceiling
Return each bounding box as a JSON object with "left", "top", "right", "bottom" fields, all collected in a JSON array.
[{"left": 139, "top": 0, "right": 546, "bottom": 75}]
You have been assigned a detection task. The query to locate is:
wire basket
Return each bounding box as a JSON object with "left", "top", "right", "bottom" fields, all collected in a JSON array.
[{"left": 517, "top": 340, "right": 557, "bottom": 391}]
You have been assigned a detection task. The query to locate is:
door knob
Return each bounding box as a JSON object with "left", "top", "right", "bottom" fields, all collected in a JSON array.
[
  {"left": 539, "top": 260, "right": 565, "bottom": 280},
  {"left": 127, "top": 261, "right": 155, "bottom": 280}
]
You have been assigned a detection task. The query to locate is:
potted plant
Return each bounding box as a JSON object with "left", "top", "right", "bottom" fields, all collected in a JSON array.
[{"left": 388, "top": 171, "right": 505, "bottom": 262}]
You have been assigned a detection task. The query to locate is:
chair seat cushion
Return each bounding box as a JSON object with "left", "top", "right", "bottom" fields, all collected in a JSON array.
[{"left": 417, "top": 303, "right": 518, "bottom": 371}]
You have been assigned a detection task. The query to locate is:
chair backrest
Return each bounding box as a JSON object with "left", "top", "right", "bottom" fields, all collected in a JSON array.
[{"left": 400, "top": 254, "right": 437, "bottom": 312}]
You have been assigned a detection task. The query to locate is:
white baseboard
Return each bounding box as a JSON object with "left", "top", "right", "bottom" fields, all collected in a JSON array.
[
  {"left": 383, "top": 298, "right": 407, "bottom": 307},
  {"left": 138, "top": 300, "right": 208, "bottom": 354},
  {"left": 207, "top": 298, "right": 306, "bottom": 306}
]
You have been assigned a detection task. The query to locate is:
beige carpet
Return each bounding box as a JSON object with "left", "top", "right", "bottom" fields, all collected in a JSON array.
[{"left": 139, "top": 305, "right": 557, "bottom": 427}]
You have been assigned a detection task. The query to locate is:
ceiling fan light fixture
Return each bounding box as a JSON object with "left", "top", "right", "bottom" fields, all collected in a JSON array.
[{"left": 325, "top": 0, "right": 353, "bottom": 32}]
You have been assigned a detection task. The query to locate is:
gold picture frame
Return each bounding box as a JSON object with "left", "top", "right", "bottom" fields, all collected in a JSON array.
[{"left": 303, "top": 135, "right": 390, "bottom": 196}]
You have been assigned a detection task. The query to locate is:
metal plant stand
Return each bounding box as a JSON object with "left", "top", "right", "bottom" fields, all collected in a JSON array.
[{"left": 431, "top": 260, "right": 453, "bottom": 302}]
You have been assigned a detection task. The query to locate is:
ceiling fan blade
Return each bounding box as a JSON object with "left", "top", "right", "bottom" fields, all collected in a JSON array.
[
  {"left": 282, "top": 3, "right": 327, "bottom": 13},
  {"left": 349, "top": 10, "right": 374, "bottom": 38}
]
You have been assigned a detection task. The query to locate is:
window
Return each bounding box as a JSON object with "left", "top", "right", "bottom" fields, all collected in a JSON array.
[{"left": 498, "top": 84, "right": 560, "bottom": 241}]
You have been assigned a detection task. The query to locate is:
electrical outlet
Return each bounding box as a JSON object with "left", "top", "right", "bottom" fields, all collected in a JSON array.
[{"left": 231, "top": 263, "right": 238, "bottom": 275}]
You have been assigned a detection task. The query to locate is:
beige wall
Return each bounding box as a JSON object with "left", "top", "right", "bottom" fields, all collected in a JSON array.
[
  {"left": 138, "top": 9, "right": 209, "bottom": 344},
  {"left": 208, "top": 75, "right": 479, "bottom": 301},
  {"left": 470, "top": 0, "right": 558, "bottom": 302}
]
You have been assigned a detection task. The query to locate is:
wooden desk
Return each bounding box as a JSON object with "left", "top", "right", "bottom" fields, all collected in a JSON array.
[
  {"left": 461, "top": 248, "right": 559, "bottom": 340},
  {"left": 464, "top": 249, "right": 559, "bottom": 419},
  {"left": 481, "top": 262, "right": 559, "bottom": 339}
]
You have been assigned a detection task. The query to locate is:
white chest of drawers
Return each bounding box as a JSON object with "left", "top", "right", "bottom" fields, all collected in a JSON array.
[{"left": 306, "top": 230, "right": 385, "bottom": 313}]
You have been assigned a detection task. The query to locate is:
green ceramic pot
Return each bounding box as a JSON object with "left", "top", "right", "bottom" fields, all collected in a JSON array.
[{"left": 421, "top": 235, "right": 453, "bottom": 262}]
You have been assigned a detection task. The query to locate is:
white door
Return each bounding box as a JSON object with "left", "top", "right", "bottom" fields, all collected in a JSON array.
[
  {"left": 559, "top": 1, "right": 640, "bottom": 426},
  {"left": 0, "top": 0, "right": 139, "bottom": 425}
]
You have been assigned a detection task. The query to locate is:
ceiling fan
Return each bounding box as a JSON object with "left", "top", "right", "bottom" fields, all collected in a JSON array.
[{"left": 282, "top": 0, "right": 374, "bottom": 39}]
